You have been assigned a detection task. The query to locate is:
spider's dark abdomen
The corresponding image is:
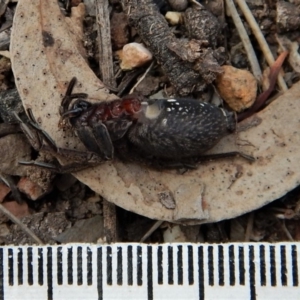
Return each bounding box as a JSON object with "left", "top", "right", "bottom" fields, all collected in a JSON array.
[{"left": 128, "top": 98, "right": 236, "bottom": 159}]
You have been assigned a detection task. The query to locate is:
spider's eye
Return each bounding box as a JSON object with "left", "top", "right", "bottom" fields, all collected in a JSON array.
[{"left": 73, "top": 100, "right": 91, "bottom": 111}]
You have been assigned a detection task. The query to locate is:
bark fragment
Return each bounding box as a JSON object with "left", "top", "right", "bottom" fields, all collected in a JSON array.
[{"left": 122, "top": 0, "right": 222, "bottom": 95}]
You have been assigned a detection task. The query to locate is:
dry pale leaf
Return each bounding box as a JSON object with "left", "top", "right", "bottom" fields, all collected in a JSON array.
[{"left": 11, "top": 0, "right": 300, "bottom": 224}]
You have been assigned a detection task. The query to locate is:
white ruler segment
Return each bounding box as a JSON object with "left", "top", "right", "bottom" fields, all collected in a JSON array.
[{"left": 1, "top": 243, "right": 299, "bottom": 300}]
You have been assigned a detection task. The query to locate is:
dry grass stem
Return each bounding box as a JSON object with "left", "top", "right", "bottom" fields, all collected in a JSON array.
[
  {"left": 235, "top": 0, "right": 288, "bottom": 91},
  {"left": 225, "top": 0, "right": 262, "bottom": 81}
]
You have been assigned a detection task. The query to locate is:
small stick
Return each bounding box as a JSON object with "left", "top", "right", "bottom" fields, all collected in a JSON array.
[
  {"left": 140, "top": 220, "right": 163, "bottom": 242},
  {"left": 95, "top": 0, "right": 116, "bottom": 88},
  {"left": 280, "top": 220, "right": 294, "bottom": 242},
  {"left": 0, "top": 173, "right": 23, "bottom": 204},
  {"left": 238, "top": 51, "right": 289, "bottom": 121},
  {"left": 235, "top": 0, "right": 288, "bottom": 92},
  {"left": 225, "top": 0, "right": 262, "bottom": 81},
  {"left": 103, "top": 199, "right": 118, "bottom": 243},
  {"left": 0, "top": 204, "right": 44, "bottom": 244},
  {"left": 129, "top": 61, "right": 154, "bottom": 94}
]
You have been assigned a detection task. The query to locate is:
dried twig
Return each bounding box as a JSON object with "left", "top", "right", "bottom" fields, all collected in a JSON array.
[
  {"left": 235, "top": 0, "right": 288, "bottom": 91},
  {"left": 225, "top": 0, "right": 262, "bottom": 80},
  {"left": 103, "top": 199, "right": 118, "bottom": 242},
  {"left": 140, "top": 220, "right": 163, "bottom": 242},
  {"left": 122, "top": 0, "right": 210, "bottom": 95},
  {"left": 95, "top": 0, "right": 116, "bottom": 88},
  {"left": 280, "top": 220, "right": 294, "bottom": 241},
  {"left": 238, "top": 51, "right": 289, "bottom": 121},
  {"left": 0, "top": 204, "right": 44, "bottom": 244},
  {"left": 129, "top": 61, "right": 154, "bottom": 94},
  {"left": 0, "top": 173, "right": 23, "bottom": 204}
]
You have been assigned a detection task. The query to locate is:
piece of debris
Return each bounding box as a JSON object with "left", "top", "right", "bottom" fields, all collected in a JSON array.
[
  {"left": 54, "top": 215, "right": 103, "bottom": 243},
  {"left": 134, "top": 74, "right": 160, "bottom": 96},
  {"left": 165, "top": 11, "right": 183, "bottom": 25},
  {"left": 276, "top": 1, "right": 300, "bottom": 33},
  {"left": 1, "top": 200, "right": 30, "bottom": 218},
  {"left": 0, "top": 133, "right": 31, "bottom": 176},
  {"left": 0, "top": 89, "right": 25, "bottom": 123},
  {"left": 0, "top": 224, "right": 10, "bottom": 239},
  {"left": 5, "top": 212, "right": 71, "bottom": 245},
  {"left": 122, "top": 0, "right": 222, "bottom": 94},
  {"left": 17, "top": 177, "right": 48, "bottom": 201},
  {"left": 163, "top": 224, "right": 187, "bottom": 242},
  {"left": 184, "top": 4, "right": 222, "bottom": 48},
  {"left": 119, "top": 42, "right": 153, "bottom": 70},
  {"left": 216, "top": 65, "right": 257, "bottom": 112}
]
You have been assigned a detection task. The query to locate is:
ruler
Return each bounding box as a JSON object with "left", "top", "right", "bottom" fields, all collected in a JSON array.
[{"left": 0, "top": 243, "right": 299, "bottom": 299}]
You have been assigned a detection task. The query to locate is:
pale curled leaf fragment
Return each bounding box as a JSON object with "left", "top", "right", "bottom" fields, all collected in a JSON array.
[
  {"left": 0, "top": 50, "right": 10, "bottom": 59},
  {"left": 11, "top": 0, "right": 300, "bottom": 224}
]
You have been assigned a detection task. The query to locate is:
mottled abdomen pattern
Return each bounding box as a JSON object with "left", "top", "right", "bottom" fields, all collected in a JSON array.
[{"left": 128, "top": 99, "right": 236, "bottom": 159}]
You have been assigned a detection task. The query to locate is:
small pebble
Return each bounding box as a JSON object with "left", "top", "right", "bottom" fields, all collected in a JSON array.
[
  {"left": 216, "top": 65, "right": 257, "bottom": 112},
  {"left": 2, "top": 200, "right": 30, "bottom": 218},
  {"left": 165, "top": 11, "right": 183, "bottom": 25},
  {"left": 17, "top": 177, "right": 46, "bottom": 201},
  {"left": 118, "top": 43, "right": 153, "bottom": 70},
  {"left": 0, "top": 224, "right": 10, "bottom": 238}
]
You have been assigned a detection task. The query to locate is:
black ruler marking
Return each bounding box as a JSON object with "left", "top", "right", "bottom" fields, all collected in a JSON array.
[
  {"left": 168, "top": 246, "right": 174, "bottom": 285},
  {"left": 8, "top": 248, "right": 13, "bottom": 286},
  {"left": 188, "top": 245, "right": 194, "bottom": 285},
  {"left": 117, "top": 247, "right": 123, "bottom": 286},
  {"left": 147, "top": 246, "right": 153, "bottom": 300},
  {"left": 57, "top": 247, "right": 62, "bottom": 285},
  {"left": 97, "top": 247, "right": 103, "bottom": 300},
  {"left": 17, "top": 248, "right": 23, "bottom": 285},
  {"left": 137, "top": 246, "right": 143, "bottom": 286},
  {"left": 208, "top": 246, "right": 214, "bottom": 286},
  {"left": 259, "top": 245, "right": 266, "bottom": 286},
  {"left": 229, "top": 245, "right": 235, "bottom": 286},
  {"left": 249, "top": 246, "right": 256, "bottom": 300},
  {"left": 67, "top": 247, "right": 73, "bottom": 285},
  {"left": 239, "top": 246, "right": 245, "bottom": 285},
  {"left": 157, "top": 246, "right": 163, "bottom": 285},
  {"left": 218, "top": 245, "right": 224, "bottom": 286},
  {"left": 107, "top": 246, "right": 112, "bottom": 285},
  {"left": 177, "top": 246, "right": 183, "bottom": 285},
  {"left": 77, "top": 247, "right": 83, "bottom": 286},
  {"left": 87, "top": 247, "right": 92, "bottom": 286},
  {"left": 0, "top": 248, "right": 3, "bottom": 300},
  {"left": 1, "top": 243, "right": 300, "bottom": 298},
  {"left": 47, "top": 247, "right": 53, "bottom": 300},
  {"left": 291, "top": 245, "right": 298, "bottom": 286},
  {"left": 198, "top": 246, "right": 204, "bottom": 300},
  {"left": 27, "top": 247, "right": 33, "bottom": 286},
  {"left": 280, "top": 245, "right": 287, "bottom": 286},
  {"left": 270, "top": 246, "right": 276, "bottom": 286},
  {"left": 127, "top": 246, "right": 133, "bottom": 286},
  {"left": 38, "top": 248, "right": 43, "bottom": 286}
]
